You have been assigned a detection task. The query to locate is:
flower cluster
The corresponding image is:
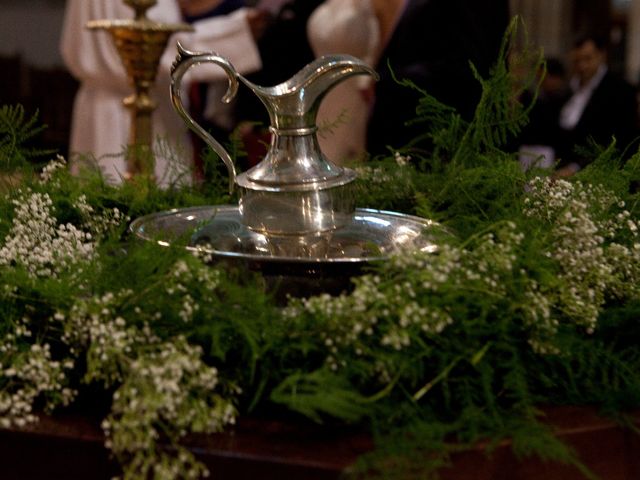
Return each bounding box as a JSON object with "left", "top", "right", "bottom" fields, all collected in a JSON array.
[
  {"left": 0, "top": 321, "right": 76, "bottom": 429},
  {"left": 354, "top": 150, "right": 415, "bottom": 192},
  {"left": 0, "top": 189, "right": 95, "bottom": 278},
  {"left": 523, "top": 177, "right": 640, "bottom": 341},
  {"left": 164, "top": 259, "right": 221, "bottom": 323},
  {"left": 59, "top": 282, "right": 237, "bottom": 480},
  {"left": 607, "top": 242, "right": 640, "bottom": 299},
  {"left": 61, "top": 290, "right": 155, "bottom": 386},
  {"left": 285, "top": 223, "right": 524, "bottom": 376},
  {"left": 73, "top": 194, "right": 129, "bottom": 240},
  {"left": 524, "top": 177, "right": 638, "bottom": 239},
  {"left": 523, "top": 177, "right": 575, "bottom": 222},
  {"left": 39, "top": 155, "right": 67, "bottom": 185},
  {"left": 394, "top": 151, "right": 412, "bottom": 167},
  {"left": 103, "top": 336, "right": 236, "bottom": 480},
  {"left": 519, "top": 280, "right": 558, "bottom": 354},
  {"left": 354, "top": 163, "right": 413, "bottom": 187}
]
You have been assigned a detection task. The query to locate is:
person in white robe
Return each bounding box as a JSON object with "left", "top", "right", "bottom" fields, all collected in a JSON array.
[
  {"left": 306, "top": 0, "right": 380, "bottom": 165},
  {"left": 60, "top": 0, "right": 263, "bottom": 185}
]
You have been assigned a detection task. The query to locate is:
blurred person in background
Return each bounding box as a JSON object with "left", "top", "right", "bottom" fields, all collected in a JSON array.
[
  {"left": 61, "top": 0, "right": 266, "bottom": 185},
  {"left": 177, "top": 0, "right": 264, "bottom": 182},
  {"left": 232, "top": 0, "right": 324, "bottom": 168},
  {"left": 516, "top": 57, "right": 568, "bottom": 170},
  {"left": 179, "top": 0, "right": 247, "bottom": 21},
  {"left": 306, "top": 0, "right": 381, "bottom": 165},
  {"left": 555, "top": 33, "right": 638, "bottom": 176},
  {"left": 366, "top": 0, "right": 509, "bottom": 156}
]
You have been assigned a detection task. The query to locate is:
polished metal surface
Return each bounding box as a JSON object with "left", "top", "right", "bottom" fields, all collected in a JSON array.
[
  {"left": 88, "top": 0, "right": 192, "bottom": 179},
  {"left": 124, "top": 0, "right": 156, "bottom": 20},
  {"left": 239, "top": 186, "right": 355, "bottom": 235},
  {"left": 170, "top": 47, "right": 377, "bottom": 235},
  {"left": 164, "top": 50, "right": 442, "bottom": 295},
  {"left": 129, "top": 205, "right": 442, "bottom": 263}
]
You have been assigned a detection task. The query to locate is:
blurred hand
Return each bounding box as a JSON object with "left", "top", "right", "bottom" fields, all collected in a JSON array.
[
  {"left": 553, "top": 163, "right": 580, "bottom": 179},
  {"left": 360, "top": 82, "right": 376, "bottom": 105},
  {"left": 178, "top": 0, "right": 224, "bottom": 17},
  {"left": 246, "top": 8, "right": 271, "bottom": 41}
]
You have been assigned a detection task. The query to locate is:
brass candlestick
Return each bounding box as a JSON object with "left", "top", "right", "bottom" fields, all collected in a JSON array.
[{"left": 87, "top": 0, "right": 193, "bottom": 179}]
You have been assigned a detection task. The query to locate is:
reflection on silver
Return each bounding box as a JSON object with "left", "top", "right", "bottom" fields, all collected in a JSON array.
[
  {"left": 130, "top": 205, "right": 444, "bottom": 264},
  {"left": 160, "top": 53, "right": 445, "bottom": 290},
  {"left": 359, "top": 216, "right": 391, "bottom": 227},
  {"left": 171, "top": 49, "right": 377, "bottom": 235},
  {"left": 420, "top": 245, "right": 439, "bottom": 254}
]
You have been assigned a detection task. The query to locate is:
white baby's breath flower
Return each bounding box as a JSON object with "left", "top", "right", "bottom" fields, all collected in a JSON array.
[
  {"left": 0, "top": 334, "right": 76, "bottom": 428},
  {"left": 394, "top": 151, "right": 412, "bottom": 167},
  {"left": 522, "top": 177, "right": 640, "bottom": 350},
  {"left": 0, "top": 189, "right": 94, "bottom": 279},
  {"left": 39, "top": 155, "right": 67, "bottom": 184},
  {"left": 103, "top": 336, "right": 236, "bottom": 480}
]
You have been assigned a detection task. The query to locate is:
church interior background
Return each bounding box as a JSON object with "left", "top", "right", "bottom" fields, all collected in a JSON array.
[
  {"left": 2, "top": 1, "right": 640, "bottom": 478},
  {"left": 0, "top": 0, "right": 639, "bottom": 159}
]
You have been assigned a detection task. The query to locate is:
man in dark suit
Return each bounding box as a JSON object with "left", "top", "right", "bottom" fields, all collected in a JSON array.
[
  {"left": 366, "top": 0, "right": 510, "bottom": 156},
  {"left": 556, "top": 34, "right": 639, "bottom": 175}
]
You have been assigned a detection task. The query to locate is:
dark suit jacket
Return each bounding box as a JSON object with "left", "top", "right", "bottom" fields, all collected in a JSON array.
[
  {"left": 367, "top": 0, "right": 509, "bottom": 155},
  {"left": 557, "top": 71, "right": 639, "bottom": 167}
]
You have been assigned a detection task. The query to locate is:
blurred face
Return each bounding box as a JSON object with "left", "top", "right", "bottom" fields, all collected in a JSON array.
[
  {"left": 572, "top": 40, "right": 606, "bottom": 85},
  {"left": 178, "top": 0, "right": 223, "bottom": 16},
  {"left": 542, "top": 73, "right": 565, "bottom": 96}
]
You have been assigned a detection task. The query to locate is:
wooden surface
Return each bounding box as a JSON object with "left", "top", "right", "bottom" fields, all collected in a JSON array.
[
  {"left": 439, "top": 406, "right": 640, "bottom": 480},
  {"left": 0, "top": 406, "right": 639, "bottom": 479}
]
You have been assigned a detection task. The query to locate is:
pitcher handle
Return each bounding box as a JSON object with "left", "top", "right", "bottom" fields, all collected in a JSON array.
[{"left": 170, "top": 42, "right": 238, "bottom": 193}]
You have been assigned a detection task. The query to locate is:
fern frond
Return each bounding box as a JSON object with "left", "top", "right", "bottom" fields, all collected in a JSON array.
[
  {"left": 0, "top": 104, "right": 50, "bottom": 167},
  {"left": 454, "top": 16, "right": 543, "bottom": 165},
  {"left": 270, "top": 369, "right": 369, "bottom": 423}
]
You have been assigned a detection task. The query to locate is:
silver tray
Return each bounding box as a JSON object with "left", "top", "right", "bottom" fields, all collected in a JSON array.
[
  {"left": 129, "top": 205, "right": 441, "bottom": 264},
  {"left": 129, "top": 205, "right": 443, "bottom": 298}
]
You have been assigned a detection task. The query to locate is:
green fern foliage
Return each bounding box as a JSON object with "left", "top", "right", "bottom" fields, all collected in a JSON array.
[
  {"left": 1, "top": 16, "right": 640, "bottom": 480},
  {"left": 0, "top": 104, "right": 51, "bottom": 168}
]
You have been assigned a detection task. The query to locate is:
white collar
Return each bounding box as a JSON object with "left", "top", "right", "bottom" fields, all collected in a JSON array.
[{"left": 569, "top": 64, "right": 608, "bottom": 94}]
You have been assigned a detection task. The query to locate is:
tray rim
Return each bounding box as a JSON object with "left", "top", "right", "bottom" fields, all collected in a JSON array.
[{"left": 128, "top": 205, "right": 439, "bottom": 265}]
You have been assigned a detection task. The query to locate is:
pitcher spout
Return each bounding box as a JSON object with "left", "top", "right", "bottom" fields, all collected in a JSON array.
[{"left": 239, "top": 55, "right": 378, "bottom": 131}]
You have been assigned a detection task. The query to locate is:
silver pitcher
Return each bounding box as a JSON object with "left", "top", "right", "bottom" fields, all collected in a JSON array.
[{"left": 170, "top": 44, "right": 377, "bottom": 236}]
